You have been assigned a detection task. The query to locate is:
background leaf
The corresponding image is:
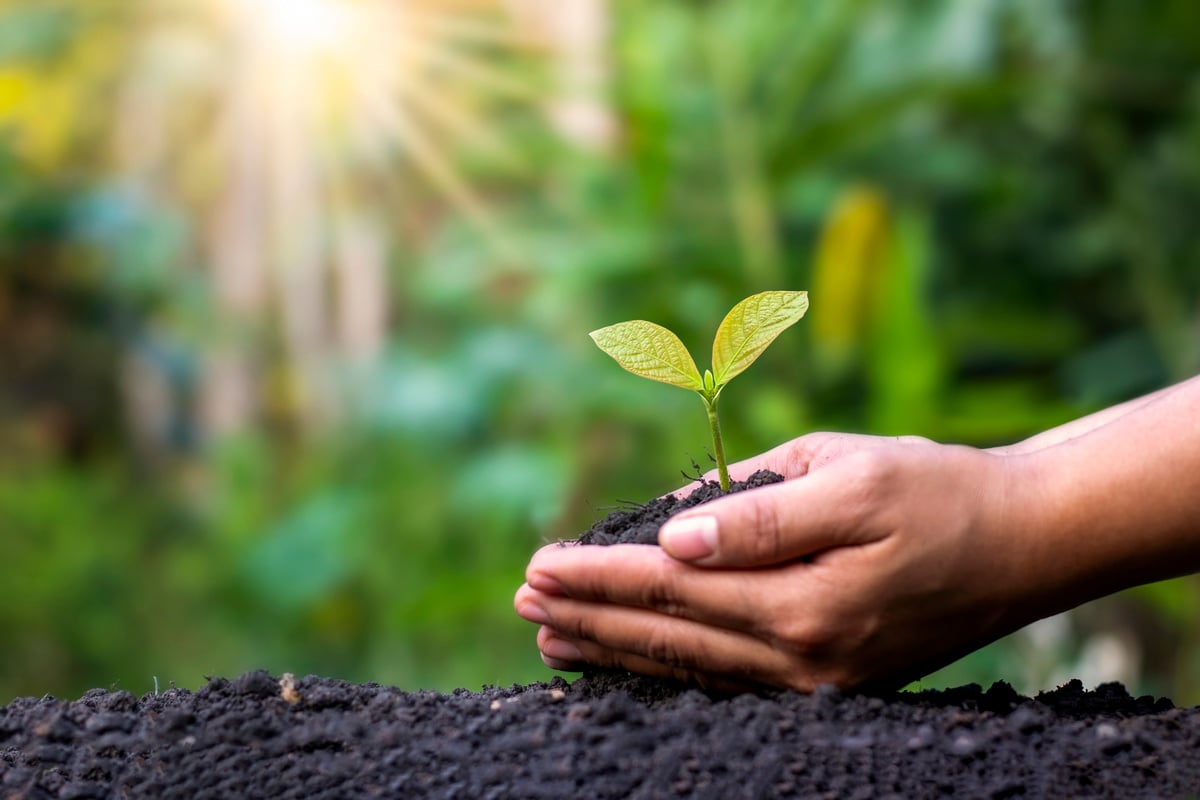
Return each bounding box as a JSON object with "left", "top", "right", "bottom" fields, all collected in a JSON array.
[
  {"left": 712, "top": 291, "right": 810, "bottom": 386},
  {"left": 590, "top": 321, "right": 703, "bottom": 391}
]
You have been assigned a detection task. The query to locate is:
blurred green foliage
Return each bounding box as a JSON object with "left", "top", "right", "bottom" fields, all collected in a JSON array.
[{"left": 1, "top": 0, "right": 1199, "bottom": 704}]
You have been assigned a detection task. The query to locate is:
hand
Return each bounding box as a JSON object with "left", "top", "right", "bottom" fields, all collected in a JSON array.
[{"left": 514, "top": 433, "right": 1045, "bottom": 692}]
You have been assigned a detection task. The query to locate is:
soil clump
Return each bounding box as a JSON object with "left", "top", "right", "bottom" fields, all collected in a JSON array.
[{"left": 577, "top": 469, "right": 783, "bottom": 545}]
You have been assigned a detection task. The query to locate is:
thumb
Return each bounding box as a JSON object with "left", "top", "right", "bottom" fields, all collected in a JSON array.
[{"left": 657, "top": 464, "right": 865, "bottom": 567}]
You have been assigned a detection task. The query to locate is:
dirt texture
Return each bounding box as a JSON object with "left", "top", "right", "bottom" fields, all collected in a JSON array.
[
  {"left": 2, "top": 671, "right": 1197, "bottom": 799},
  {"left": 577, "top": 469, "right": 784, "bottom": 545},
  {"left": 4, "top": 474, "right": 1199, "bottom": 798}
]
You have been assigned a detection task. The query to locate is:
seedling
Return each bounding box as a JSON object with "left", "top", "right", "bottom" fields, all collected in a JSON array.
[{"left": 590, "top": 290, "right": 809, "bottom": 491}]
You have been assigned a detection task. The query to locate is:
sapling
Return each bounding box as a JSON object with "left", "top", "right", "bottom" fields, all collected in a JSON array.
[{"left": 589, "top": 290, "right": 809, "bottom": 491}]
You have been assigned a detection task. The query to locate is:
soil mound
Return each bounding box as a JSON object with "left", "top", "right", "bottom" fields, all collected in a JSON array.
[{"left": 2, "top": 671, "right": 1196, "bottom": 798}]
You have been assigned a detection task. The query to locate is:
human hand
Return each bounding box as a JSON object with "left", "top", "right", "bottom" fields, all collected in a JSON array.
[{"left": 514, "top": 433, "right": 1048, "bottom": 692}]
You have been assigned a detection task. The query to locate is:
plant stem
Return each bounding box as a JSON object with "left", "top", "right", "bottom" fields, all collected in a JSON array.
[{"left": 702, "top": 394, "right": 730, "bottom": 491}]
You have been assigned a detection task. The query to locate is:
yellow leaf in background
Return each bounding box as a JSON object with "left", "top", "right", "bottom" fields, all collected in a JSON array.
[
  {"left": 711, "top": 290, "right": 809, "bottom": 387},
  {"left": 21, "top": 79, "right": 75, "bottom": 169},
  {"left": 0, "top": 69, "right": 34, "bottom": 119},
  {"left": 0, "top": 13, "right": 125, "bottom": 170},
  {"left": 0, "top": 66, "right": 68, "bottom": 168},
  {"left": 811, "top": 186, "right": 890, "bottom": 361},
  {"left": 589, "top": 320, "right": 704, "bottom": 391}
]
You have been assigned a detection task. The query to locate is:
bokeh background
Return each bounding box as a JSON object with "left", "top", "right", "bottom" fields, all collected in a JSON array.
[{"left": 2, "top": 0, "right": 1199, "bottom": 705}]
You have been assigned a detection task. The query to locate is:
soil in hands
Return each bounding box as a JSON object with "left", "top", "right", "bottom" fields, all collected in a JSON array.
[
  {"left": 3, "top": 474, "right": 1198, "bottom": 799},
  {"left": 577, "top": 468, "right": 783, "bottom": 545}
]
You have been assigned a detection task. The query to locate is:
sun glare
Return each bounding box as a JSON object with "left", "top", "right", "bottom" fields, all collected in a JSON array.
[
  {"left": 126, "top": 0, "right": 539, "bottom": 370},
  {"left": 112, "top": 0, "right": 573, "bottom": 428},
  {"left": 252, "top": 0, "right": 350, "bottom": 57}
]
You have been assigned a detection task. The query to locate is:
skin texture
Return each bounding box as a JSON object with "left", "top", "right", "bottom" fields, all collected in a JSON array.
[{"left": 514, "top": 375, "right": 1200, "bottom": 692}]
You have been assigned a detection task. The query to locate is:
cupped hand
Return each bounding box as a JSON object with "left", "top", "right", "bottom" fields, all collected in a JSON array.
[{"left": 514, "top": 432, "right": 1048, "bottom": 692}]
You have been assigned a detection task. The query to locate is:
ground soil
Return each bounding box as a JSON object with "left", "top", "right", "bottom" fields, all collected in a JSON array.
[{"left": 3, "top": 474, "right": 1198, "bottom": 798}]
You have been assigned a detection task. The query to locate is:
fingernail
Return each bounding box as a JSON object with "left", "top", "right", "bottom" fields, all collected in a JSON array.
[
  {"left": 516, "top": 601, "right": 551, "bottom": 626},
  {"left": 659, "top": 515, "right": 718, "bottom": 561},
  {"left": 527, "top": 571, "right": 567, "bottom": 595},
  {"left": 542, "top": 637, "right": 582, "bottom": 663}
]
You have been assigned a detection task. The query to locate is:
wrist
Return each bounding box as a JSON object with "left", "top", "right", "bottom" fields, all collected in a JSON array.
[
  {"left": 1005, "top": 430, "right": 1200, "bottom": 619},
  {"left": 978, "top": 449, "right": 1092, "bottom": 628}
]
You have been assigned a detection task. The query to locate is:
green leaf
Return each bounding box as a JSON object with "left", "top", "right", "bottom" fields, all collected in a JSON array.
[
  {"left": 712, "top": 290, "right": 809, "bottom": 386},
  {"left": 590, "top": 321, "right": 704, "bottom": 391}
]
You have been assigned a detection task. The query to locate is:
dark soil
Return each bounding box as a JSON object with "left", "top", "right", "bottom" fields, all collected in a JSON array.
[
  {"left": 4, "top": 474, "right": 1198, "bottom": 798},
  {"left": 2, "top": 671, "right": 1197, "bottom": 798},
  {"left": 578, "top": 469, "right": 785, "bottom": 545}
]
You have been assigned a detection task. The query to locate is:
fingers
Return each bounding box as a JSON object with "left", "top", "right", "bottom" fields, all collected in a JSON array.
[
  {"left": 518, "top": 544, "right": 805, "bottom": 635},
  {"left": 535, "top": 626, "right": 766, "bottom": 694},
  {"left": 514, "top": 543, "right": 853, "bottom": 690},
  {"left": 520, "top": 588, "right": 797, "bottom": 687},
  {"left": 659, "top": 451, "right": 888, "bottom": 567}
]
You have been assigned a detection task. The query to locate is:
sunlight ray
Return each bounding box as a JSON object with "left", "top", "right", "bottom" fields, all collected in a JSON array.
[
  {"left": 395, "top": 33, "right": 541, "bottom": 102},
  {"left": 390, "top": 68, "right": 524, "bottom": 169},
  {"left": 357, "top": 69, "right": 520, "bottom": 263}
]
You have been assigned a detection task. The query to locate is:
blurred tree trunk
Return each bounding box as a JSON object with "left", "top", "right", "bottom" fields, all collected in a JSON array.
[{"left": 509, "top": 0, "right": 614, "bottom": 151}]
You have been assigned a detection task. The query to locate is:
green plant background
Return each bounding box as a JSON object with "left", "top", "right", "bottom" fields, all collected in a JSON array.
[{"left": 2, "top": 0, "right": 1199, "bottom": 704}]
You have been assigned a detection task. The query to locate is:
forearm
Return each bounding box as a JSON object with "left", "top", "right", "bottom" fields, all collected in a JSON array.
[
  {"left": 1010, "top": 375, "right": 1200, "bottom": 615},
  {"left": 997, "top": 378, "right": 1195, "bottom": 455}
]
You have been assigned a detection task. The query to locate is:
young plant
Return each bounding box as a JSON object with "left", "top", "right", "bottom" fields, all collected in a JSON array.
[{"left": 589, "top": 290, "right": 809, "bottom": 491}]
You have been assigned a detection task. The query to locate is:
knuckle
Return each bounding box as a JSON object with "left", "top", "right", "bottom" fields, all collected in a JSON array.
[
  {"left": 781, "top": 434, "right": 818, "bottom": 476},
  {"left": 741, "top": 498, "right": 786, "bottom": 563},
  {"left": 638, "top": 553, "right": 686, "bottom": 615},
  {"left": 842, "top": 449, "right": 900, "bottom": 511},
  {"left": 763, "top": 590, "right": 845, "bottom": 656},
  {"left": 642, "top": 622, "right": 688, "bottom": 667},
  {"left": 641, "top": 577, "right": 684, "bottom": 617},
  {"left": 770, "top": 615, "right": 836, "bottom": 658},
  {"left": 849, "top": 447, "right": 893, "bottom": 484},
  {"left": 896, "top": 434, "right": 933, "bottom": 447},
  {"left": 560, "top": 606, "right": 596, "bottom": 644}
]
